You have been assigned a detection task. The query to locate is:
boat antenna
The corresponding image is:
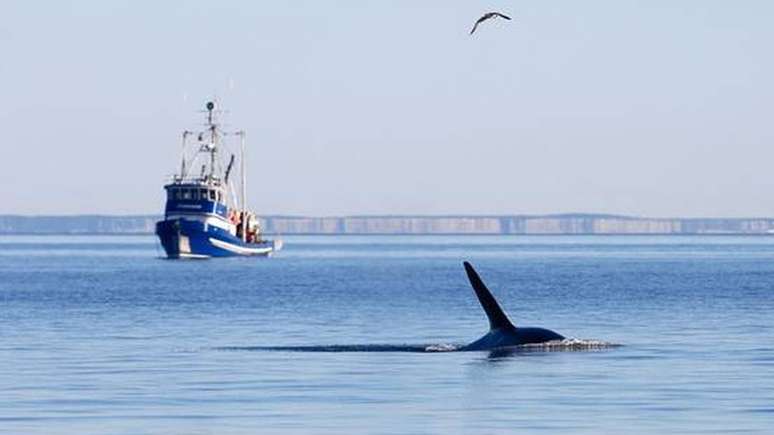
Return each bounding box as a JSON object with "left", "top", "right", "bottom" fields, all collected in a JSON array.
[
  {"left": 180, "top": 131, "right": 191, "bottom": 179},
  {"left": 238, "top": 130, "right": 247, "bottom": 242},
  {"left": 224, "top": 154, "right": 236, "bottom": 184}
]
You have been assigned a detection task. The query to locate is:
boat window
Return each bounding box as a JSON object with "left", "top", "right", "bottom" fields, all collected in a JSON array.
[
  {"left": 200, "top": 189, "right": 208, "bottom": 201},
  {"left": 217, "top": 191, "right": 223, "bottom": 203},
  {"left": 209, "top": 190, "right": 217, "bottom": 201},
  {"left": 182, "top": 189, "right": 192, "bottom": 200}
]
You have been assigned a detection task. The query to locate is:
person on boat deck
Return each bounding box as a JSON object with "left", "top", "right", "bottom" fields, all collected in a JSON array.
[{"left": 247, "top": 225, "right": 260, "bottom": 243}]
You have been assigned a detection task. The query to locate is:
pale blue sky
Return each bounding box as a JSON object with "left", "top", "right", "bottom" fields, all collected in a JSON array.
[{"left": 2, "top": 1, "right": 772, "bottom": 217}]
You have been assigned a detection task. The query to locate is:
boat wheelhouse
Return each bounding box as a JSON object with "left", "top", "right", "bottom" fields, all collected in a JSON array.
[{"left": 155, "top": 101, "right": 281, "bottom": 258}]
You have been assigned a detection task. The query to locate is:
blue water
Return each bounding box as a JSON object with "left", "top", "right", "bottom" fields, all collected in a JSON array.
[{"left": 1, "top": 235, "right": 773, "bottom": 434}]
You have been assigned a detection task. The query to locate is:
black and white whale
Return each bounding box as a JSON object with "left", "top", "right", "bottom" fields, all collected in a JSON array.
[
  {"left": 219, "top": 262, "right": 607, "bottom": 354},
  {"left": 459, "top": 261, "right": 564, "bottom": 351}
]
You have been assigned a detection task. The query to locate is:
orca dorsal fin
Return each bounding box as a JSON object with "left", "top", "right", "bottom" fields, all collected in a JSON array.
[{"left": 463, "top": 261, "right": 516, "bottom": 331}]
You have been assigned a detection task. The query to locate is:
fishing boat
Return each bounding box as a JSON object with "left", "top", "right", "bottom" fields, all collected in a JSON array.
[{"left": 155, "top": 101, "right": 282, "bottom": 258}]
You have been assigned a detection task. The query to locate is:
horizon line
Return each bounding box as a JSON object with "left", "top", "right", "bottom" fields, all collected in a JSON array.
[{"left": 2, "top": 213, "right": 774, "bottom": 221}]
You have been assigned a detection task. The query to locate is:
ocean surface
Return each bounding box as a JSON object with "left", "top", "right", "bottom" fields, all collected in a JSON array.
[{"left": 1, "top": 235, "right": 773, "bottom": 434}]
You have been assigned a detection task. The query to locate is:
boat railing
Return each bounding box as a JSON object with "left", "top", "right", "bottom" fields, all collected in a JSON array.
[{"left": 165, "top": 175, "right": 224, "bottom": 187}]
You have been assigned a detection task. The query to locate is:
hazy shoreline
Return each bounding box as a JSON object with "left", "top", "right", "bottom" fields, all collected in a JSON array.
[{"left": 2, "top": 214, "right": 773, "bottom": 235}]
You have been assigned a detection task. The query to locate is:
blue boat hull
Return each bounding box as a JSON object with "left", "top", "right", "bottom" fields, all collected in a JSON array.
[{"left": 155, "top": 218, "right": 277, "bottom": 258}]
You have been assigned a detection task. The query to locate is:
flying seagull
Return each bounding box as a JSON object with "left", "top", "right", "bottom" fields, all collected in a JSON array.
[{"left": 470, "top": 12, "right": 512, "bottom": 35}]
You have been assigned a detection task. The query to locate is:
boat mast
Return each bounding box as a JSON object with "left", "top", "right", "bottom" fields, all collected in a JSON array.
[
  {"left": 206, "top": 101, "right": 217, "bottom": 180},
  {"left": 239, "top": 130, "right": 247, "bottom": 242},
  {"left": 180, "top": 131, "right": 190, "bottom": 179}
]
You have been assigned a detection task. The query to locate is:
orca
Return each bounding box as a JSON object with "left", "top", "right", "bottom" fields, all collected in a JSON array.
[
  {"left": 460, "top": 261, "right": 564, "bottom": 351},
  {"left": 219, "top": 262, "right": 592, "bottom": 355}
]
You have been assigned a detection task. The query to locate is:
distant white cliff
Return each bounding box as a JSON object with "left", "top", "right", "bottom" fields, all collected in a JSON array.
[{"left": 1, "top": 214, "right": 772, "bottom": 235}]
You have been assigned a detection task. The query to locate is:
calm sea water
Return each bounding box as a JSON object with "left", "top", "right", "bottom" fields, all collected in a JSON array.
[{"left": 1, "top": 235, "right": 773, "bottom": 434}]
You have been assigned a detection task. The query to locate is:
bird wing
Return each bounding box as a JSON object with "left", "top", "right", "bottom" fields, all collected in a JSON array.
[
  {"left": 471, "top": 14, "right": 492, "bottom": 34},
  {"left": 470, "top": 12, "right": 511, "bottom": 35}
]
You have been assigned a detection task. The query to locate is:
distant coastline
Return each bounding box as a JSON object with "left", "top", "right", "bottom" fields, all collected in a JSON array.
[{"left": 2, "top": 214, "right": 773, "bottom": 235}]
